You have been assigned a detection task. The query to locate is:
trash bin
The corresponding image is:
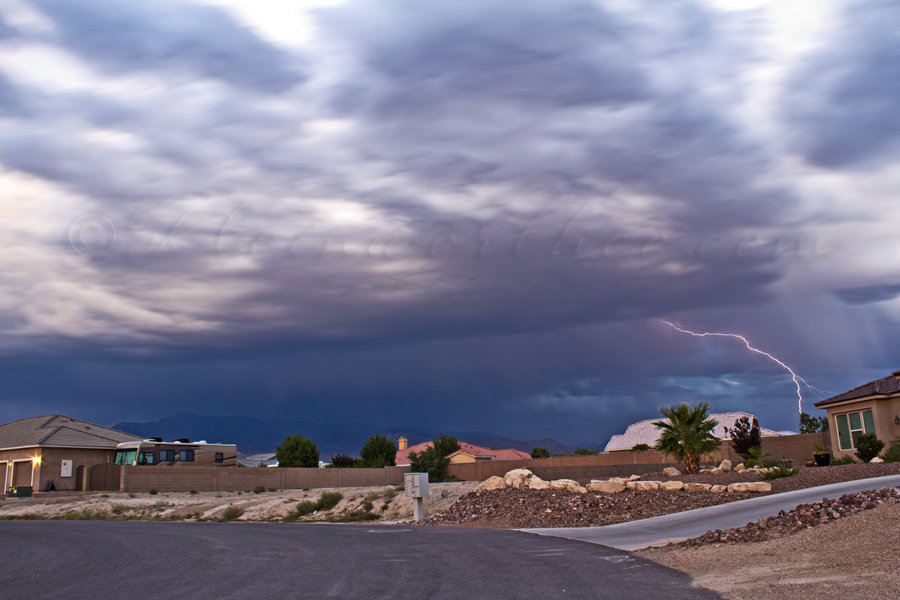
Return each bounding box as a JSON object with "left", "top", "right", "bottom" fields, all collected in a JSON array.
[{"left": 16, "top": 486, "right": 32, "bottom": 497}]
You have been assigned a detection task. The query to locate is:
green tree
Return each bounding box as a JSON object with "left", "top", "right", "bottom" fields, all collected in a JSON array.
[
  {"left": 726, "top": 416, "right": 761, "bottom": 458},
  {"left": 799, "top": 412, "right": 829, "bottom": 434},
  {"left": 359, "top": 433, "right": 397, "bottom": 468},
  {"left": 573, "top": 447, "right": 600, "bottom": 456},
  {"left": 530, "top": 447, "right": 551, "bottom": 459},
  {"left": 631, "top": 444, "right": 651, "bottom": 452},
  {"left": 408, "top": 433, "right": 460, "bottom": 482},
  {"left": 652, "top": 402, "right": 720, "bottom": 474},
  {"left": 275, "top": 434, "right": 319, "bottom": 468}
]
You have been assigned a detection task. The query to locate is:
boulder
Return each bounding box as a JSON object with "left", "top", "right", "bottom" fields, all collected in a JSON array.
[
  {"left": 699, "top": 469, "right": 714, "bottom": 474},
  {"left": 718, "top": 460, "right": 732, "bottom": 472},
  {"left": 568, "top": 482, "right": 588, "bottom": 494},
  {"left": 757, "top": 468, "right": 769, "bottom": 475},
  {"left": 710, "top": 468, "right": 724, "bottom": 475},
  {"left": 736, "top": 469, "right": 748, "bottom": 474},
  {"left": 629, "top": 474, "right": 642, "bottom": 481},
  {"left": 870, "top": 457, "right": 885, "bottom": 464},
  {"left": 626, "top": 480, "right": 660, "bottom": 491},
  {"left": 659, "top": 480, "right": 684, "bottom": 491},
  {"left": 710, "top": 485, "right": 728, "bottom": 493},
  {"left": 608, "top": 477, "right": 629, "bottom": 483},
  {"left": 505, "top": 469, "right": 534, "bottom": 489},
  {"left": 587, "top": 480, "right": 627, "bottom": 493},
  {"left": 728, "top": 482, "right": 772, "bottom": 493},
  {"left": 733, "top": 463, "right": 745, "bottom": 471},
  {"left": 549, "top": 479, "right": 579, "bottom": 491},
  {"left": 527, "top": 476, "right": 551, "bottom": 490},
  {"left": 684, "top": 483, "right": 711, "bottom": 492},
  {"left": 475, "top": 476, "right": 508, "bottom": 491},
  {"left": 662, "top": 467, "right": 681, "bottom": 477}
]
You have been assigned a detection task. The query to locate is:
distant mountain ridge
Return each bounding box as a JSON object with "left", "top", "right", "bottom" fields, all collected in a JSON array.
[{"left": 111, "top": 413, "right": 576, "bottom": 459}]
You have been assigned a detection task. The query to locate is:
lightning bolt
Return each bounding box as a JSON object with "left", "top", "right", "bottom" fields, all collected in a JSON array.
[{"left": 660, "top": 320, "right": 820, "bottom": 416}]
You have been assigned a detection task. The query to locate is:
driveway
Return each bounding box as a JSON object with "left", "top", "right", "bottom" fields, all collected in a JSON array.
[
  {"left": 520, "top": 474, "right": 900, "bottom": 551},
  {"left": 0, "top": 521, "right": 721, "bottom": 600}
]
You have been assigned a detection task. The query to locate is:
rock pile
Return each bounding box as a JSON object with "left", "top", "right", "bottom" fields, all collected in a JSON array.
[{"left": 670, "top": 487, "right": 900, "bottom": 549}]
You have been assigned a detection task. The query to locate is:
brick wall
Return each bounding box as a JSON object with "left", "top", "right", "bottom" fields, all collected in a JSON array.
[{"left": 119, "top": 465, "right": 411, "bottom": 493}]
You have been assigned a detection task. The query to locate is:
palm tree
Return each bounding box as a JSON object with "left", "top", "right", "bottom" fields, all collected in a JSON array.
[{"left": 652, "top": 402, "right": 720, "bottom": 474}]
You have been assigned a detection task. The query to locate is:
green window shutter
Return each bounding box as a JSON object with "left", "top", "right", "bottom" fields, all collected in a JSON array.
[
  {"left": 836, "top": 414, "right": 851, "bottom": 451},
  {"left": 862, "top": 410, "right": 876, "bottom": 435}
]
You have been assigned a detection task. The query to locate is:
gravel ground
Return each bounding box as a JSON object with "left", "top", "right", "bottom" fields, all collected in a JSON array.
[
  {"left": 639, "top": 499, "right": 900, "bottom": 600},
  {"left": 427, "top": 463, "right": 900, "bottom": 529}
]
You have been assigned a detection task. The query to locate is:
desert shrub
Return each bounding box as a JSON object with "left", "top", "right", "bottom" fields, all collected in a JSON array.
[
  {"left": 252, "top": 485, "right": 266, "bottom": 494},
  {"left": 631, "top": 444, "right": 651, "bottom": 452},
  {"left": 362, "top": 501, "right": 374, "bottom": 512},
  {"left": 531, "top": 447, "right": 551, "bottom": 458},
  {"left": 359, "top": 433, "right": 397, "bottom": 468},
  {"left": 394, "top": 483, "right": 405, "bottom": 491},
  {"left": 364, "top": 491, "right": 380, "bottom": 502},
  {"left": 883, "top": 438, "right": 900, "bottom": 463},
  {"left": 296, "top": 500, "right": 318, "bottom": 516},
  {"left": 830, "top": 454, "right": 857, "bottom": 465},
  {"left": 276, "top": 433, "right": 319, "bottom": 468},
  {"left": 111, "top": 505, "right": 128, "bottom": 515},
  {"left": 155, "top": 500, "right": 168, "bottom": 510},
  {"left": 382, "top": 487, "right": 396, "bottom": 500},
  {"left": 317, "top": 491, "right": 343, "bottom": 510},
  {"left": 333, "top": 510, "right": 379, "bottom": 523},
  {"left": 267, "top": 488, "right": 276, "bottom": 492},
  {"left": 128, "top": 493, "right": 135, "bottom": 498},
  {"left": 760, "top": 460, "right": 799, "bottom": 480},
  {"left": 727, "top": 416, "right": 762, "bottom": 457},
  {"left": 189, "top": 490, "right": 198, "bottom": 495},
  {"left": 222, "top": 506, "right": 244, "bottom": 521},
  {"left": 329, "top": 454, "right": 358, "bottom": 468},
  {"left": 855, "top": 434, "right": 885, "bottom": 463},
  {"left": 744, "top": 446, "right": 773, "bottom": 468},
  {"left": 100, "top": 494, "right": 108, "bottom": 498},
  {"left": 63, "top": 509, "right": 97, "bottom": 520},
  {"left": 149, "top": 488, "right": 158, "bottom": 495}
]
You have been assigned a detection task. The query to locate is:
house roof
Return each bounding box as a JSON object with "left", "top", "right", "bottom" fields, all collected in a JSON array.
[
  {"left": 0, "top": 415, "right": 142, "bottom": 450},
  {"left": 814, "top": 371, "right": 900, "bottom": 408},
  {"left": 604, "top": 412, "right": 780, "bottom": 452},
  {"left": 396, "top": 441, "right": 532, "bottom": 466}
]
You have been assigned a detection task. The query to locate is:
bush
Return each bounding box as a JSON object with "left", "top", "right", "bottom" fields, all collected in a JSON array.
[
  {"left": 744, "top": 446, "right": 772, "bottom": 468},
  {"left": 275, "top": 434, "right": 319, "bottom": 468},
  {"left": 149, "top": 488, "right": 158, "bottom": 495},
  {"left": 883, "top": 438, "right": 900, "bottom": 463},
  {"left": 799, "top": 412, "right": 829, "bottom": 434},
  {"left": 531, "top": 447, "right": 551, "bottom": 458},
  {"left": 382, "top": 487, "right": 396, "bottom": 500},
  {"left": 855, "top": 434, "right": 885, "bottom": 463},
  {"left": 222, "top": 506, "right": 244, "bottom": 521},
  {"left": 329, "top": 454, "right": 358, "bottom": 468},
  {"left": 760, "top": 460, "right": 800, "bottom": 480},
  {"left": 252, "top": 485, "right": 266, "bottom": 494},
  {"left": 296, "top": 500, "right": 318, "bottom": 516},
  {"left": 831, "top": 454, "right": 857, "bottom": 465},
  {"left": 189, "top": 490, "right": 198, "bottom": 495},
  {"left": 267, "top": 488, "right": 276, "bottom": 492},
  {"left": 727, "top": 416, "right": 762, "bottom": 457},
  {"left": 362, "top": 501, "right": 374, "bottom": 512},
  {"left": 573, "top": 447, "right": 600, "bottom": 456},
  {"left": 409, "top": 433, "right": 460, "bottom": 482},
  {"left": 359, "top": 434, "right": 397, "bottom": 468},
  {"left": 317, "top": 491, "right": 344, "bottom": 511},
  {"left": 111, "top": 504, "right": 127, "bottom": 515}
]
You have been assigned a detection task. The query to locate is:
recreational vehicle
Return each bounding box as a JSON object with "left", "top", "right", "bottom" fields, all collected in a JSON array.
[{"left": 113, "top": 439, "right": 237, "bottom": 467}]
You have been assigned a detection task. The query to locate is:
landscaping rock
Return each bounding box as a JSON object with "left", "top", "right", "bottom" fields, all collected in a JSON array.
[
  {"left": 505, "top": 469, "right": 534, "bottom": 488},
  {"left": 662, "top": 467, "right": 681, "bottom": 477},
  {"left": 549, "top": 479, "right": 585, "bottom": 493},
  {"left": 727, "top": 482, "right": 771, "bottom": 493},
  {"left": 660, "top": 480, "right": 684, "bottom": 491},
  {"left": 475, "top": 476, "right": 508, "bottom": 491},
  {"left": 527, "top": 476, "right": 550, "bottom": 490},
  {"left": 684, "top": 483, "right": 712, "bottom": 492},
  {"left": 718, "top": 460, "right": 732, "bottom": 472},
  {"left": 626, "top": 480, "right": 661, "bottom": 491},
  {"left": 587, "top": 480, "right": 627, "bottom": 493},
  {"left": 710, "top": 467, "right": 724, "bottom": 475},
  {"left": 870, "top": 457, "right": 884, "bottom": 463},
  {"left": 710, "top": 485, "right": 728, "bottom": 493},
  {"left": 733, "top": 463, "right": 745, "bottom": 471}
]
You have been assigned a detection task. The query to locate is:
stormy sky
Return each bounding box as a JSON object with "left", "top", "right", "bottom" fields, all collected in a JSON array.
[{"left": 1, "top": 0, "right": 899, "bottom": 447}]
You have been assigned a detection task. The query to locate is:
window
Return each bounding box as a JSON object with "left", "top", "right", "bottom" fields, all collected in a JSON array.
[
  {"left": 114, "top": 450, "right": 136, "bottom": 465},
  {"left": 215, "top": 453, "right": 223, "bottom": 463},
  {"left": 138, "top": 452, "right": 155, "bottom": 465},
  {"left": 179, "top": 450, "right": 194, "bottom": 462},
  {"left": 835, "top": 409, "right": 876, "bottom": 451},
  {"left": 159, "top": 450, "right": 175, "bottom": 462}
]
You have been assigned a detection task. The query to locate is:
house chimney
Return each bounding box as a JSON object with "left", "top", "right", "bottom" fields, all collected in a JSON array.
[{"left": 398, "top": 437, "right": 408, "bottom": 451}]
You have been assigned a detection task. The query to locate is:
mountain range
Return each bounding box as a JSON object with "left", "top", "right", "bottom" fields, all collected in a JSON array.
[{"left": 111, "top": 413, "right": 580, "bottom": 459}]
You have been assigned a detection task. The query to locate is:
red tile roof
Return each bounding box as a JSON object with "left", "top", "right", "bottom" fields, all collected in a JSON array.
[{"left": 395, "top": 440, "right": 532, "bottom": 466}]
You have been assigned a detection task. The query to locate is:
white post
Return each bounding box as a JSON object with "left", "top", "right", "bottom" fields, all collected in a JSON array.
[
  {"left": 413, "top": 497, "right": 424, "bottom": 521},
  {"left": 404, "top": 472, "right": 430, "bottom": 521}
]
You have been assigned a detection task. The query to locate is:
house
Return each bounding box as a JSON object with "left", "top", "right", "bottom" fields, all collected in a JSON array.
[
  {"left": 395, "top": 437, "right": 532, "bottom": 467},
  {"left": 814, "top": 370, "right": 900, "bottom": 458},
  {"left": 238, "top": 453, "right": 278, "bottom": 467},
  {"left": 0, "top": 415, "right": 142, "bottom": 492},
  {"left": 604, "top": 412, "right": 781, "bottom": 452}
]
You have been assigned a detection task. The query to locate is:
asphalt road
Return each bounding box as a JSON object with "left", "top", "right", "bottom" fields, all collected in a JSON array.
[
  {"left": 0, "top": 521, "right": 721, "bottom": 600},
  {"left": 522, "top": 474, "right": 900, "bottom": 551}
]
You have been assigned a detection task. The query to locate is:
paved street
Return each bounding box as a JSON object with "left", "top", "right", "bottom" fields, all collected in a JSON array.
[
  {"left": 0, "top": 521, "right": 719, "bottom": 600},
  {"left": 522, "top": 474, "right": 900, "bottom": 550}
]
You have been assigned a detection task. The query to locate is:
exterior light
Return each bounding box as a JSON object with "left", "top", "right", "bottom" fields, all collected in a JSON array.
[
  {"left": 32, "top": 456, "right": 41, "bottom": 465},
  {"left": 895, "top": 416, "right": 900, "bottom": 425}
]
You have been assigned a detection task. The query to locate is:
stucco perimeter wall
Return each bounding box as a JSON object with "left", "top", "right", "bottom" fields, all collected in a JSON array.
[
  {"left": 718, "top": 432, "right": 830, "bottom": 465},
  {"left": 120, "top": 465, "right": 412, "bottom": 493}
]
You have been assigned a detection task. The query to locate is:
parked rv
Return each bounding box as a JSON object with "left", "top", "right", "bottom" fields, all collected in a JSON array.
[{"left": 113, "top": 439, "right": 237, "bottom": 467}]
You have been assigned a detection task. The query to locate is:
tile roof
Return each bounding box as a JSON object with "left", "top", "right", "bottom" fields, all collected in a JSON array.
[
  {"left": 814, "top": 371, "right": 900, "bottom": 408},
  {"left": 0, "top": 415, "right": 142, "bottom": 450},
  {"left": 396, "top": 440, "right": 532, "bottom": 466},
  {"left": 604, "top": 412, "right": 780, "bottom": 452}
]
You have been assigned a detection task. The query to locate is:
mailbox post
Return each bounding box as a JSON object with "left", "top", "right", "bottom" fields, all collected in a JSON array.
[{"left": 404, "top": 472, "right": 429, "bottom": 521}]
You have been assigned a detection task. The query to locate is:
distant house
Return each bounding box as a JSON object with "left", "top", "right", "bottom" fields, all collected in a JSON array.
[
  {"left": 238, "top": 453, "right": 278, "bottom": 467},
  {"left": 395, "top": 437, "right": 532, "bottom": 467},
  {"left": 814, "top": 370, "right": 900, "bottom": 458},
  {"left": 604, "top": 412, "right": 781, "bottom": 453},
  {"left": 0, "top": 415, "right": 142, "bottom": 492}
]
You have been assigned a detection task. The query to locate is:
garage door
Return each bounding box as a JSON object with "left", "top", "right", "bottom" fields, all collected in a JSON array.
[{"left": 13, "top": 462, "right": 32, "bottom": 487}]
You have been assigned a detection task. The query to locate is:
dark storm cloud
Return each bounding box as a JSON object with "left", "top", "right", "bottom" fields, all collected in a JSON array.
[
  {"left": 29, "top": 0, "right": 304, "bottom": 93},
  {"left": 836, "top": 283, "right": 900, "bottom": 305},
  {"left": 783, "top": 0, "right": 900, "bottom": 167}
]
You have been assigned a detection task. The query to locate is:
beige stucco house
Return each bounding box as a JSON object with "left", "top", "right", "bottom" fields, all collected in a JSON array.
[{"left": 814, "top": 370, "right": 900, "bottom": 458}]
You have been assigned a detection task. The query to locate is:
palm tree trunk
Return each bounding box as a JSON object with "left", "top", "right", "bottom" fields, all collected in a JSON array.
[{"left": 684, "top": 451, "right": 699, "bottom": 474}]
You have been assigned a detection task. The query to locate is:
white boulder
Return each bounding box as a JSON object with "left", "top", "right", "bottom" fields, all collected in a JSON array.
[
  {"left": 527, "top": 476, "right": 551, "bottom": 490},
  {"left": 710, "top": 485, "right": 728, "bottom": 493},
  {"left": 684, "top": 483, "right": 711, "bottom": 492},
  {"left": 728, "top": 482, "right": 772, "bottom": 493},
  {"left": 587, "top": 480, "right": 627, "bottom": 493},
  {"left": 870, "top": 457, "right": 885, "bottom": 464},
  {"left": 626, "top": 480, "right": 661, "bottom": 491},
  {"left": 474, "top": 476, "right": 508, "bottom": 491},
  {"left": 718, "top": 460, "right": 732, "bottom": 472},
  {"left": 659, "top": 480, "right": 684, "bottom": 491},
  {"left": 662, "top": 467, "right": 681, "bottom": 477},
  {"left": 505, "top": 469, "right": 534, "bottom": 489}
]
